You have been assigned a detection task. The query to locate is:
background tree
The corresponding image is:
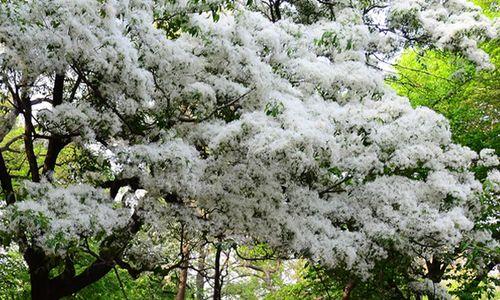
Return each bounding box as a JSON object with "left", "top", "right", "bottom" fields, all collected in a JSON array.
[{"left": 388, "top": 1, "right": 499, "bottom": 298}]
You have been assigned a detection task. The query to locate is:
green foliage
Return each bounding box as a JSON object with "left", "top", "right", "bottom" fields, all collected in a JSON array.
[
  {"left": 390, "top": 1, "right": 499, "bottom": 154},
  {"left": 391, "top": 46, "right": 499, "bottom": 153},
  {"left": 70, "top": 269, "right": 176, "bottom": 300},
  {"left": 0, "top": 127, "right": 45, "bottom": 186},
  {"left": 270, "top": 253, "right": 417, "bottom": 300},
  {"left": 222, "top": 244, "right": 287, "bottom": 299},
  {"left": 474, "top": 0, "right": 499, "bottom": 18},
  {"left": 0, "top": 249, "right": 30, "bottom": 300},
  {"left": 315, "top": 31, "right": 339, "bottom": 48},
  {"left": 265, "top": 264, "right": 343, "bottom": 300},
  {"left": 265, "top": 101, "right": 285, "bottom": 117}
]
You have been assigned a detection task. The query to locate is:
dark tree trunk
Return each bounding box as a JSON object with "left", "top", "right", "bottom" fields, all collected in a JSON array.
[
  {"left": 213, "top": 245, "right": 222, "bottom": 300},
  {"left": 342, "top": 280, "right": 356, "bottom": 300},
  {"left": 426, "top": 257, "right": 446, "bottom": 282},
  {"left": 273, "top": 0, "right": 282, "bottom": 21},
  {"left": 43, "top": 74, "right": 68, "bottom": 178},
  {"left": 24, "top": 247, "right": 52, "bottom": 300},
  {"left": 25, "top": 212, "right": 142, "bottom": 299},
  {"left": 21, "top": 93, "right": 40, "bottom": 183},
  {"left": 26, "top": 247, "right": 115, "bottom": 300},
  {"left": 0, "top": 151, "right": 15, "bottom": 204}
]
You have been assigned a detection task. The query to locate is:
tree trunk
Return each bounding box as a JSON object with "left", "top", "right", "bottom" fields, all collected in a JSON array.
[
  {"left": 273, "top": 0, "right": 282, "bottom": 21},
  {"left": 25, "top": 212, "right": 142, "bottom": 299},
  {"left": 426, "top": 257, "right": 445, "bottom": 282},
  {"left": 29, "top": 269, "right": 51, "bottom": 299},
  {"left": 0, "top": 151, "right": 15, "bottom": 204},
  {"left": 176, "top": 243, "right": 190, "bottom": 300},
  {"left": 196, "top": 245, "right": 207, "bottom": 300},
  {"left": 342, "top": 280, "right": 356, "bottom": 300},
  {"left": 27, "top": 254, "right": 115, "bottom": 300},
  {"left": 24, "top": 247, "right": 52, "bottom": 300},
  {"left": 213, "top": 245, "right": 222, "bottom": 300}
]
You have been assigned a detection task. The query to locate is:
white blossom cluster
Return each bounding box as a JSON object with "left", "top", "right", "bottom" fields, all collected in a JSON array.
[
  {"left": 409, "top": 279, "right": 452, "bottom": 300},
  {"left": 387, "top": 0, "right": 496, "bottom": 68},
  {"left": 0, "top": 182, "right": 129, "bottom": 256},
  {"left": 0, "top": 0, "right": 497, "bottom": 278}
]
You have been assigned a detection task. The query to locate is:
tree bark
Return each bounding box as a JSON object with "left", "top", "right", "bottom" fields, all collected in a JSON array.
[
  {"left": 213, "top": 245, "right": 222, "bottom": 300},
  {"left": 196, "top": 245, "right": 207, "bottom": 300},
  {"left": 426, "top": 257, "right": 446, "bottom": 282},
  {"left": 342, "top": 280, "right": 356, "bottom": 300},
  {"left": 24, "top": 247, "right": 52, "bottom": 300},
  {"left": 176, "top": 243, "right": 190, "bottom": 300},
  {"left": 43, "top": 74, "right": 68, "bottom": 178},
  {"left": 25, "top": 211, "right": 142, "bottom": 299},
  {"left": 273, "top": 0, "right": 282, "bottom": 21},
  {"left": 21, "top": 92, "right": 40, "bottom": 183},
  {"left": 26, "top": 244, "right": 119, "bottom": 299},
  {"left": 0, "top": 151, "right": 15, "bottom": 204}
]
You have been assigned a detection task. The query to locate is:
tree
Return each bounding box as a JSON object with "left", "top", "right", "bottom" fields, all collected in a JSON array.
[
  {"left": 387, "top": 1, "right": 500, "bottom": 298},
  {"left": 0, "top": 0, "right": 498, "bottom": 299}
]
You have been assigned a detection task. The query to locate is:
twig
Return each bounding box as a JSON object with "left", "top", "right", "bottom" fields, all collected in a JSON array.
[{"left": 113, "top": 266, "right": 129, "bottom": 300}]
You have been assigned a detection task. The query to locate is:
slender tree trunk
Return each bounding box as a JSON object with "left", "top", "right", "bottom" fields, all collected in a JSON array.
[
  {"left": 425, "top": 256, "right": 446, "bottom": 300},
  {"left": 176, "top": 243, "right": 190, "bottom": 300},
  {"left": 196, "top": 245, "right": 207, "bottom": 300},
  {"left": 0, "top": 151, "right": 15, "bottom": 204},
  {"left": 342, "top": 280, "right": 356, "bottom": 300},
  {"left": 213, "top": 245, "right": 222, "bottom": 300}
]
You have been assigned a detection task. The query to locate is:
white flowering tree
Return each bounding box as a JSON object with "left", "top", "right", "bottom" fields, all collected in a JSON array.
[{"left": 0, "top": 0, "right": 498, "bottom": 299}]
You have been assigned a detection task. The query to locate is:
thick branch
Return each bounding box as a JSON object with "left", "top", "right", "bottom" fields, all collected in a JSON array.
[
  {"left": 50, "top": 212, "right": 143, "bottom": 298},
  {"left": 52, "top": 74, "right": 65, "bottom": 106},
  {"left": 42, "top": 74, "right": 69, "bottom": 177},
  {"left": 425, "top": 257, "right": 446, "bottom": 282}
]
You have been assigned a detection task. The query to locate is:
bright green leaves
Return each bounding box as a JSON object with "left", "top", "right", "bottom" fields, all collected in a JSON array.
[
  {"left": 265, "top": 101, "right": 284, "bottom": 117},
  {"left": 314, "top": 31, "right": 339, "bottom": 48},
  {"left": 391, "top": 45, "right": 499, "bottom": 153}
]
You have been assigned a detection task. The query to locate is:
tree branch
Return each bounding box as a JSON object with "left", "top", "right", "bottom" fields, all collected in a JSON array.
[
  {"left": 50, "top": 212, "right": 143, "bottom": 298},
  {"left": 20, "top": 91, "right": 40, "bottom": 182},
  {"left": 42, "top": 74, "right": 70, "bottom": 178},
  {"left": 0, "top": 150, "right": 15, "bottom": 204}
]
